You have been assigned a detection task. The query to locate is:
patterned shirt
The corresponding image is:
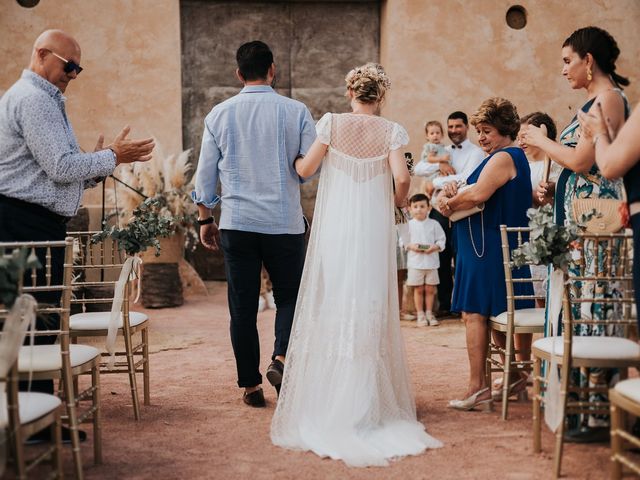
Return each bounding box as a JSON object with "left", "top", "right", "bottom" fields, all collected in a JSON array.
[
  {"left": 0, "top": 70, "right": 116, "bottom": 217},
  {"left": 192, "top": 85, "right": 316, "bottom": 234}
]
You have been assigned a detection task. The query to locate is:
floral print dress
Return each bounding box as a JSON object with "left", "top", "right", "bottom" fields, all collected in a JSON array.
[{"left": 550, "top": 93, "right": 628, "bottom": 429}]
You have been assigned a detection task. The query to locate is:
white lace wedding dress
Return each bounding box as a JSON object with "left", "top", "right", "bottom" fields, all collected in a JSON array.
[{"left": 270, "top": 113, "right": 442, "bottom": 467}]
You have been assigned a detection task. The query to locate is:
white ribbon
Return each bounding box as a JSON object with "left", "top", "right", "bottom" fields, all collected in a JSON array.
[
  {"left": 106, "top": 256, "right": 142, "bottom": 369},
  {"left": 545, "top": 268, "right": 565, "bottom": 431},
  {"left": 0, "top": 294, "right": 37, "bottom": 477}
]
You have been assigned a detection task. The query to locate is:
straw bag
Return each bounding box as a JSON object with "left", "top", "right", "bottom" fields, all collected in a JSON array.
[{"left": 572, "top": 189, "right": 626, "bottom": 234}]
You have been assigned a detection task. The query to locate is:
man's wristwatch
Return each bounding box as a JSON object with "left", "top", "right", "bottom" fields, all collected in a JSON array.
[{"left": 197, "top": 216, "right": 214, "bottom": 225}]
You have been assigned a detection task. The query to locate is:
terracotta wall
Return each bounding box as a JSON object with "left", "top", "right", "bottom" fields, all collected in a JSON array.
[
  {"left": 380, "top": 0, "right": 640, "bottom": 172},
  {"left": 0, "top": 0, "right": 183, "bottom": 214}
]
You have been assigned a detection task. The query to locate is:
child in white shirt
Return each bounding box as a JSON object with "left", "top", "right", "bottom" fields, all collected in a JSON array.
[
  {"left": 405, "top": 193, "right": 446, "bottom": 326},
  {"left": 414, "top": 121, "right": 451, "bottom": 196}
]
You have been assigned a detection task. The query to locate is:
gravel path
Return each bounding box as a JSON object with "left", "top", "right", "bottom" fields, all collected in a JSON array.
[{"left": 62, "top": 282, "right": 610, "bottom": 479}]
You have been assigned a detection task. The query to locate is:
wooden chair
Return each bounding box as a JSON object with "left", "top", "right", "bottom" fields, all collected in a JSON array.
[
  {"left": 531, "top": 231, "right": 639, "bottom": 478},
  {"left": 13, "top": 238, "right": 102, "bottom": 479},
  {"left": 487, "top": 226, "right": 546, "bottom": 420},
  {"left": 610, "top": 378, "right": 640, "bottom": 479},
  {"left": 68, "top": 232, "right": 150, "bottom": 420},
  {"left": 1, "top": 293, "right": 63, "bottom": 479}
]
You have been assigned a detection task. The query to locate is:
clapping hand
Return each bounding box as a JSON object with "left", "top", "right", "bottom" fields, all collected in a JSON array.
[{"left": 107, "top": 126, "right": 155, "bottom": 165}]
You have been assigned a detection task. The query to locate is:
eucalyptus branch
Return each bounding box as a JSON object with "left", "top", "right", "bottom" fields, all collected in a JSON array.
[
  {"left": 511, "top": 204, "right": 595, "bottom": 270},
  {"left": 0, "top": 247, "right": 41, "bottom": 307},
  {"left": 92, "top": 197, "right": 174, "bottom": 256}
]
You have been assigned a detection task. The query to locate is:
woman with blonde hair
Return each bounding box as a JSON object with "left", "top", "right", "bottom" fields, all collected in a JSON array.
[
  {"left": 437, "top": 97, "right": 534, "bottom": 411},
  {"left": 271, "top": 63, "right": 442, "bottom": 466}
]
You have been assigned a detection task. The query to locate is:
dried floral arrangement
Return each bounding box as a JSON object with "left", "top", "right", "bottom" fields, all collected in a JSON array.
[{"left": 107, "top": 142, "right": 198, "bottom": 249}]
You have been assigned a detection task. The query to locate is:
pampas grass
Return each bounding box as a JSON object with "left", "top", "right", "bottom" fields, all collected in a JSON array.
[{"left": 107, "top": 140, "right": 197, "bottom": 239}]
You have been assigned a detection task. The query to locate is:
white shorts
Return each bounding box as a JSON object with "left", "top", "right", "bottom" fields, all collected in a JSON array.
[{"left": 406, "top": 268, "right": 439, "bottom": 286}]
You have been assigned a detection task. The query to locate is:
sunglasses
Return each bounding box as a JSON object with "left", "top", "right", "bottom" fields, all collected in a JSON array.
[{"left": 49, "top": 51, "right": 83, "bottom": 75}]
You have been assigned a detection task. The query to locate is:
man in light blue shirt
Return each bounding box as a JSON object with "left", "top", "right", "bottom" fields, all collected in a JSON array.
[{"left": 192, "top": 41, "right": 316, "bottom": 407}]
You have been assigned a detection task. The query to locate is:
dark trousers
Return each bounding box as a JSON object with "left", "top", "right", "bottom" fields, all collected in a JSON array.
[
  {"left": 0, "top": 197, "right": 67, "bottom": 394},
  {"left": 429, "top": 208, "right": 454, "bottom": 312},
  {"left": 220, "top": 229, "right": 305, "bottom": 388}
]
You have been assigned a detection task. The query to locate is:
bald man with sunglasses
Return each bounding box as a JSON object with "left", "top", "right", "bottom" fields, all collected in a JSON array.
[{"left": 0, "top": 29, "right": 154, "bottom": 442}]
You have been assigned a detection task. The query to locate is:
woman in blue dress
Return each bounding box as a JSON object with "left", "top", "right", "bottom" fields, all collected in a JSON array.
[
  {"left": 520, "top": 26, "right": 630, "bottom": 441},
  {"left": 438, "top": 97, "right": 533, "bottom": 412}
]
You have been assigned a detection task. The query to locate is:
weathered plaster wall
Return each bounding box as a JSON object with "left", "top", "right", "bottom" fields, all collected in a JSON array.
[
  {"left": 0, "top": 0, "right": 183, "bottom": 212},
  {"left": 381, "top": 0, "right": 640, "bottom": 170}
]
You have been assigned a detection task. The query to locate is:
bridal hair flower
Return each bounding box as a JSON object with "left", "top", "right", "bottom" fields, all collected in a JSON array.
[{"left": 345, "top": 63, "right": 391, "bottom": 104}]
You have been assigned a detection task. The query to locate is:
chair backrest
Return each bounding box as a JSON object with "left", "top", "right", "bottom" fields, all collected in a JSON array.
[
  {"left": 499, "top": 225, "right": 546, "bottom": 314},
  {"left": 0, "top": 239, "right": 74, "bottom": 345},
  {"left": 68, "top": 231, "right": 131, "bottom": 312},
  {"left": 561, "top": 230, "right": 635, "bottom": 338}
]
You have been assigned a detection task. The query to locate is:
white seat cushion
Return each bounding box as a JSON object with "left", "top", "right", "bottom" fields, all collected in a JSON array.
[
  {"left": 0, "top": 392, "right": 61, "bottom": 425},
  {"left": 614, "top": 378, "right": 640, "bottom": 404},
  {"left": 70, "top": 311, "right": 148, "bottom": 331},
  {"left": 533, "top": 336, "right": 640, "bottom": 360},
  {"left": 18, "top": 344, "right": 100, "bottom": 372},
  {"left": 491, "top": 307, "right": 545, "bottom": 327}
]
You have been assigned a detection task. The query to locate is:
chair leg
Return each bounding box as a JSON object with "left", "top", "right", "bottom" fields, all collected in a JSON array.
[
  {"left": 502, "top": 331, "right": 515, "bottom": 420},
  {"left": 13, "top": 428, "right": 26, "bottom": 480},
  {"left": 610, "top": 402, "right": 623, "bottom": 480},
  {"left": 485, "top": 329, "right": 493, "bottom": 392},
  {"left": 123, "top": 326, "right": 141, "bottom": 420},
  {"left": 52, "top": 411, "right": 63, "bottom": 479},
  {"left": 92, "top": 366, "right": 102, "bottom": 465},
  {"left": 142, "top": 327, "right": 150, "bottom": 406},
  {"left": 553, "top": 363, "right": 570, "bottom": 478},
  {"left": 533, "top": 356, "right": 542, "bottom": 453},
  {"left": 65, "top": 386, "right": 84, "bottom": 479}
]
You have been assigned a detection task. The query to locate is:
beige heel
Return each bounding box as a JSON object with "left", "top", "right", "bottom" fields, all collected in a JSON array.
[
  {"left": 477, "top": 399, "right": 494, "bottom": 412},
  {"left": 448, "top": 388, "right": 494, "bottom": 411}
]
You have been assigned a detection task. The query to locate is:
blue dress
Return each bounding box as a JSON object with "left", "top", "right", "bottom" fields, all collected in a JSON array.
[{"left": 451, "top": 147, "right": 534, "bottom": 317}]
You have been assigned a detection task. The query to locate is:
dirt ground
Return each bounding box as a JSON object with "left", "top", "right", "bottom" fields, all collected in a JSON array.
[{"left": 46, "top": 282, "right": 613, "bottom": 480}]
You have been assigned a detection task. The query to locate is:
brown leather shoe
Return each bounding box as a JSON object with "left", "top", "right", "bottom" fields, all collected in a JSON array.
[
  {"left": 243, "top": 388, "right": 266, "bottom": 408},
  {"left": 266, "top": 359, "right": 284, "bottom": 396}
]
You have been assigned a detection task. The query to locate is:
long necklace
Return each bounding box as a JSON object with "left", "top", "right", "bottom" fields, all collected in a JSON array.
[{"left": 468, "top": 211, "right": 485, "bottom": 258}]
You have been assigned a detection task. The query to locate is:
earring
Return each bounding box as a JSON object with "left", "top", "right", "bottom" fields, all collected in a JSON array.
[{"left": 587, "top": 68, "right": 593, "bottom": 82}]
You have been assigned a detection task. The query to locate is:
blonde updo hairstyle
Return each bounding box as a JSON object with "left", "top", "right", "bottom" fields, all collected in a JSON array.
[
  {"left": 345, "top": 62, "right": 391, "bottom": 104},
  {"left": 470, "top": 97, "right": 520, "bottom": 140}
]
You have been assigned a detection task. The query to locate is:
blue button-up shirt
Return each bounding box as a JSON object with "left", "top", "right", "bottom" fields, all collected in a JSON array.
[
  {"left": 0, "top": 70, "right": 116, "bottom": 217},
  {"left": 192, "top": 85, "right": 316, "bottom": 234}
]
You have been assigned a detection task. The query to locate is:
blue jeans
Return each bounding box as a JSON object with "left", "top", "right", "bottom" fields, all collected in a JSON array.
[{"left": 220, "top": 229, "right": 305, "bottom": 388}]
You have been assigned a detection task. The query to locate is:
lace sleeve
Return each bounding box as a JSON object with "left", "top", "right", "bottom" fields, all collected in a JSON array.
[
  {"left": 316, "top": 112, "right": 332, "bottom": 145},
  {"left": 390, "top": 122, "right": 409, "bottom": 151}
]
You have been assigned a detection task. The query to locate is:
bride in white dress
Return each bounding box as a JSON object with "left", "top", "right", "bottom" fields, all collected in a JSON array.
[{"left": 270, "top": 63, "right": 442, "bottom": 467}]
